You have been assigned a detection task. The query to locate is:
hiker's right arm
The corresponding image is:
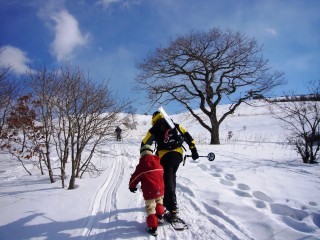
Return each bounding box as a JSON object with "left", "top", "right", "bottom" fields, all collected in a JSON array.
[{"left": 141, "top": 131, "right": 155, "bottom": 147}]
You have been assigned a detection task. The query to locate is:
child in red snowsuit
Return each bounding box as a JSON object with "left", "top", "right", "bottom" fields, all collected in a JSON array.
[{"left": 129, "top": 144, "right": 165, "bottom": 236}]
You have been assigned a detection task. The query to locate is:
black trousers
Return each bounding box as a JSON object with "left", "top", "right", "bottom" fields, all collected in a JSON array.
[{"left": 160, "top": 151, "right": 183, "bottom": 212}]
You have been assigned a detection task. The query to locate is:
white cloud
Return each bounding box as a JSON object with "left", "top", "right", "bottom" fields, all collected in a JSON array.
[
  {"left": 265, "top": 27, "right": 277, "bottom": 36},
  {"left": 50, "top": 10, "right": 87, "bottom": 61},
  {"left": 0, "top": 45, "right": 31, "bottom": 75}
]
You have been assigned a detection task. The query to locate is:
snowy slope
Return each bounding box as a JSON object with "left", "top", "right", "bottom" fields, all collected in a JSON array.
[{"left": 0, "top": 103, "right": 320, "bottom": 240}]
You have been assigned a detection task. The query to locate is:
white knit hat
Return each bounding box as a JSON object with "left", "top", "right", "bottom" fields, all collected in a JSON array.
[{"left": 140, "top": 144, "right": 153, "bottom": 156}]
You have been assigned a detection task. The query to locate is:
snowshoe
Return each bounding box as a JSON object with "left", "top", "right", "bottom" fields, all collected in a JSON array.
[
  {"left": 164, "top": 210, "right": 188, "bottom": 231},
  {"left": 146, "top": 227, "right": 158, "bottom": 236}
]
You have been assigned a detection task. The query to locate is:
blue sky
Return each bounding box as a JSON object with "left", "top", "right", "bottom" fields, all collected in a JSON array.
[{"left": 1, "top": 0, "right": 319, "bottom": 113}]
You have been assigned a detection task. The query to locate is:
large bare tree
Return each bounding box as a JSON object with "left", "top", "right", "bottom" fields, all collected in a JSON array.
[{"left": 135, "top": 28, "right": 285, "bottom": 144}]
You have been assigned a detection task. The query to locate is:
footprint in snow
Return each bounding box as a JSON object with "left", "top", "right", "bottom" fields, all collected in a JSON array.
[
  {"left": 211, "top": 165, "right": 223, "bottom": 173},
  {"left": 220, "top": 174, "right": 236, "bottom": 186},
  {"left": 211, "top": 172, "right": 221, "bottom": 177},
  {"left": 270, "top": 203, "right": 308, "bottom": 221},
  {"left": 234, "top": 189, "right": 252, "bottom": 198},
  {"left": 254, "top": 200, "right": 267, "bottom": 209},
  {"left": 224, "top": 174, "right": 236, "bottom": 181},
  {"left": 282, "top": 216, "right": 315, "bottom": 233},
  {"left": 209, "top": 165, "right": 223, "bottom": 177},
  {"left": 252, "top": 191, "right": 273, "bottom": 203},
  {"left": 312, "top": 213, "right": 320, "bottom": 228},
  {"left": 237, "top": 183, "right": 250, "bottom": 191},
  {"left": 220, "top": 179, "right": 234, "bottom": 186}
]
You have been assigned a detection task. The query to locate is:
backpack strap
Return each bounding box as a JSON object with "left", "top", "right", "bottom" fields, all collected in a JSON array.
[
  {"left": 164, "top": 128, "right": 172, "bottom": 143},
  {"left": 173, "top": 122, "right": 187, "bottom": 151}
]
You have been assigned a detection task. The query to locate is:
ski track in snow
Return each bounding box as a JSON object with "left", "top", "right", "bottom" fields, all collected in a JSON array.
[{"left": 81, "top": 142, "right": 129, "bottom": 239}]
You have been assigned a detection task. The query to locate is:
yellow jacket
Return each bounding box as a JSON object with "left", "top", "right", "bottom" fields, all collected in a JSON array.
[{"left": 141, "top": 119, "right": 196, "bottom": 159}]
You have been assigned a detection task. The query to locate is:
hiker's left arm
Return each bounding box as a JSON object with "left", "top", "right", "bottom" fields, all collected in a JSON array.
[{"left": 178, "top": 125, "right": 196, "bottom": 149}]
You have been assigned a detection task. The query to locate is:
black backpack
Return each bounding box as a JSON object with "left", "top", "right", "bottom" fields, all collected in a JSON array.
[{"left": 161, "top": 122, "right": 185, "bottom": 150}]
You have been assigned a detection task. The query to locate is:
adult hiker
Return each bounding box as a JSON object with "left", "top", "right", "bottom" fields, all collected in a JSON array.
[
  {"left": 140, "top": 111, "right": 199, "bottom": 224},
  {"left": 115, "top": 126, "right": 122, "bottom": 141}
]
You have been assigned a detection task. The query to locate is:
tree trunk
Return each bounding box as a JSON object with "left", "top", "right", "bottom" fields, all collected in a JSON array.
[
  {"left": 47, "top": 166, "right": 55, "bottom": 183},
  {"left": 209, "top": 112, "right": 220, "bottom": 144},
  {"left": 68, "top": 175, "right": 76, "bottom": 189},
  {"left": 68, "top": 149, "right": 77, "bottom": 189},
  {"left": 60, "top": 167, "right": 65, "bottom": 188},
  {"left": 45, "top": 142, "right": 55, "bottom": 183},
  {"left": 38, "top": 155, "right": 44, "bottom": 175},
  {"left": 210, "top": 126, "right": 220, "bottom": 144}
]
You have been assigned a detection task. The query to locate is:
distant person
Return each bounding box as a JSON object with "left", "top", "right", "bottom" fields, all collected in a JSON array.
[
  {"left": 129, "top": 145, "right": 165, "bottom": 236},
  {"left": 140, "top": 111, "right": 199, "bottom": 225},
  {"left": 115, "top": 126, "right": 122, "bottom": 141}
]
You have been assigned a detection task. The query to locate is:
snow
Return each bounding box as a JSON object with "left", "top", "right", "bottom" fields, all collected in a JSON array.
[{"left": 1, "top": 102, "right": 320, "bottom": 240}]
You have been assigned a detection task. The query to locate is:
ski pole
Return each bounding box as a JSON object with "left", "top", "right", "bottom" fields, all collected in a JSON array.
[{"left": 183, "top": 152, "right": 215, "bottom": 166}]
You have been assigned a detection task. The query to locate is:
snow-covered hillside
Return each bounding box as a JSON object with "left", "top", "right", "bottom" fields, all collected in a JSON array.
[{"left": 1, "top": 102, "right": 319, "bottom": 240}]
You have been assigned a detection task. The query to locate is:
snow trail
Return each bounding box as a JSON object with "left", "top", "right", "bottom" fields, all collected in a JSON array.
[
  {"left": 81, "top": 141, "right": 254, "bottom": 239},
  {"left": 81, "top": 142, "right": 128, "bottom": 239}
]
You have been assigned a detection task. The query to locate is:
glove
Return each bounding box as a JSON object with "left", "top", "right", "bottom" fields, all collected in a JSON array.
[
  {"left": 191, "top": 148, "right": 199, "bottom": 160},
  {"left": 129, "top": 187, "right": 137, "bottom": 193}
]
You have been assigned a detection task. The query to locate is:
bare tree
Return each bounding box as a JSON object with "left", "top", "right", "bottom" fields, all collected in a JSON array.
[
  {"left": 135, "top": 28, "right": 285, "bottom": 144},
  {"left": 270, "top": 80, "right": 320, "bottom": 164},
  {"left": 27, "top": 66, "right": 60, "bottom": 183},
  {"left": 25, "top": 64, "right": 131, "bottom": 189},
  {"left": 55, "top": 65, "right": 130, "bottom": 189}
]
